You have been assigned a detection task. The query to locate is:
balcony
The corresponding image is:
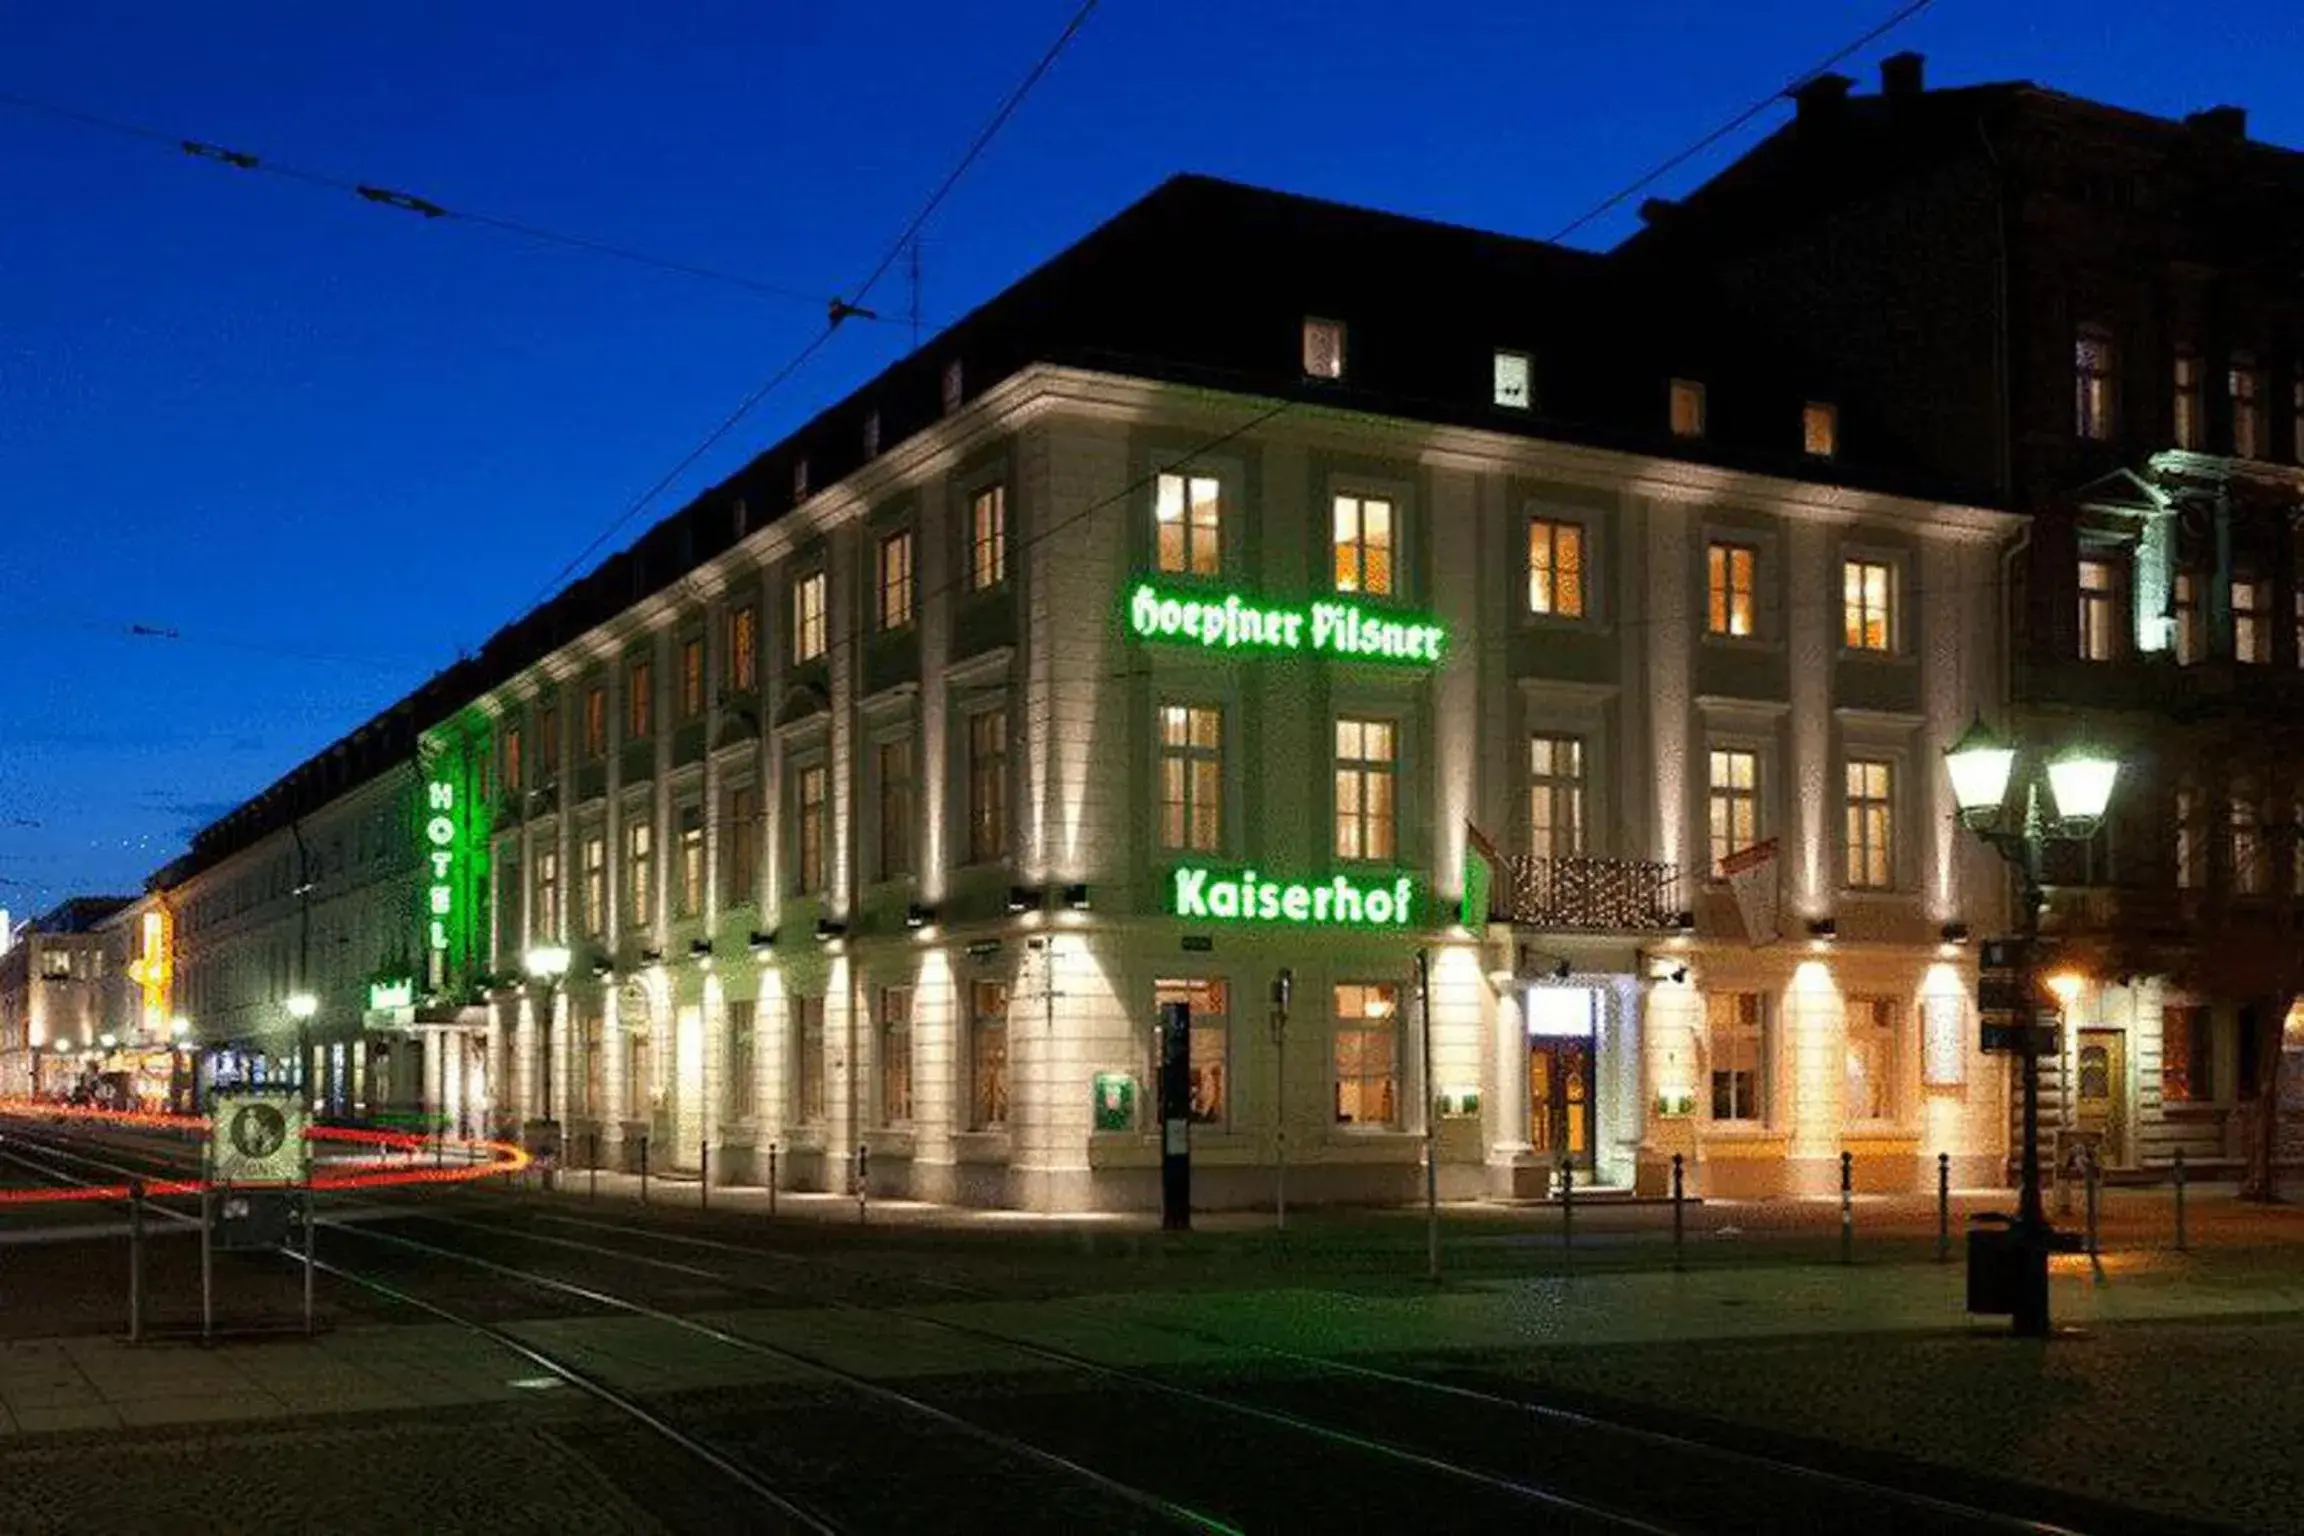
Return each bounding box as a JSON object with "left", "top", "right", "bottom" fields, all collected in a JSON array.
[{"left": 1489, "top": 855, "right": 1684, "bottom": 932}]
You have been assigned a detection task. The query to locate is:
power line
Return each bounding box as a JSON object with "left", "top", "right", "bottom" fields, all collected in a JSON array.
[
  {"left": 517, "top": 0, "right": 1102, "bottom": 618},
  {"left": 0, "top": 89, "right": 856, "bottom": 315}
]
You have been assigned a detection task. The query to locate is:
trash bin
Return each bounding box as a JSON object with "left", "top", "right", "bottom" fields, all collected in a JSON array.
[{"left": 1966, "top": 1215, "right": 2021, "bottom": 1315}]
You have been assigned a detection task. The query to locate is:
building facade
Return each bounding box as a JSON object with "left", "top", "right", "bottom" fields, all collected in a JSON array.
[{"left": 0, "top": 897, "right": 133, "bottom": 1101}]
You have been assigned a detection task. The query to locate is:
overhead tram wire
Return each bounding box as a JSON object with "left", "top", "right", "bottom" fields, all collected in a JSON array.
[{"left": 512, "top": 0, "right": 1103, "bottom": 619}]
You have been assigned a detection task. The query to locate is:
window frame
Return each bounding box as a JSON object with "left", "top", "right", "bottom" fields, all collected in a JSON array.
[
  {"left": 1843, "top": 754, "right": 1897, "bottom": 891},
  {"left": 968, "top": 979, "right": 1009, "bottom": 1129},
  {"left": 1706, "top": 991, "right": 1767, "bottom": 1124},
  {"left": 1706, "top": 745, "right": 1764, "bottom": 877},
  {"left": 2074, "top": 326, "right": 2115, "bottom": 441},
  {"left": 583, "top": 684, "right": 608, "bottom": 758},
  {"left": 873, "top": 733, "right": 916, "bottom": 883},
  {"left": 722, "top": 781, "right": 759, "bottom": 910},
  {"left": 1526, "top": 515, "right": 1588, "bottom": 620},
  {"left": 1154, "top": 471, "right": 1223, "bottom": 578},
  {"left": 2077, "top": 554, "right": 2124, "bottom": 662},
  {"left": 793, "top": 568, "right": 828, "bottom": 664},
  {"left": 1157, "top": 702, "right": 1224, "bottom": 855},
  {"left": 677, "top": 634, "right": 705, "bottom": 721},
  {"left": 725, "top": 998, "right": 757, "bottom": 1121},
  {"left": 1841, "top": 555, "right": 1898, "bottom": 654},
  {"left": 580, "top": 829, "right": 607, "bottom": 938},
  {"left": 1705, "top": 541, "right": 1759, "bottom": 639},
  {"left": 792, "top": 758, "right": 828, "bottom": 895},
  {"left": 792, "top": 994, "right": 826, "bottom": 1125},
  {"left": 727, "top": 603, "right": 759, "bottom": 694},
  {"left": 878, "top": 985, "right": 914, "bottom": 1126},
  {"left": 1493, "top": 349, "right": 1532, "bottom": 410},
  {"left": 2231, "top": 356, "right": 2266, "bottom": 460},
  {"left": 965, "top": 706, "right": 1009, "bottom": 866},
  {"left": 967, "top": 483, "right": 1008, "bottom": 593},
  {"left": 1801, "top": 400, "right": 1838, "bottom": 459},
  {"left": 674, "top": 800, "right": 705, "bottom": 918},
  {"left": 2234, "top": 576, "right": 2271, "bottom": 664},
  {"left": 1330, "top": 982, "right": 1400, "bottom": 1129},
  {"left": 1331, "top": 491, "right": 1397, "bottom": 597},
  {"left": 1844, "top": 994, "right": 1902, "bottom": 1124},
  {"left": 624, "top": 813, "right": 654, "bottom": 931},
  {"left": 1527, "top": 733, "right": 1586, "bottom": 860},
  {"left": 877, "top": 528, "right": 915, "bottom": 632},
  {"left": 2173, "top": 348, "right": 2203, "bottom": 450},
  {"left": 1302, "top": 316, "right": 1346, "bottom": 381},
  {"left": 1152, "top": 976, "right": 1231, "bottom": 1128},
  {"left": 2161, "top": 1005, "right": 2213, "bottom": 1104},
  {"left": 626, "top": 657, "right": 654, "bottom": 740},
  {"left": 1669, "top": 378, "right": 1706, "bottom": 439},
  {"left": 1332, "top": 714, "right": 1400, "bottom": 863}
]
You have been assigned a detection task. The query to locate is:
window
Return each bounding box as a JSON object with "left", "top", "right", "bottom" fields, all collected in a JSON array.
[
  {"left": 1707, "top": 543, "right": 1756, "bottom": 637},
  {"left": 1154, "top": 977, "right": 1229, "bottom": 1125},
  {"left": 793, "top": 570, "right": 826, "bottom": 663},
  {"left": 967, "top": 709, "right": 1007, "bottom": 863},
  {"left": 879, "top": 987, "right": 913, "bottom": 1125},
  {"left": 877, "top": 530, "right": 914, "bottom": 631},
  {"left": 2174, "top": 349, "right": 2203, "bottom": 449},
  {"left": 2232, "top": 358, "right": 2265, "bottom": 459},
  {"left": 1669, "top": 378, "right": 1706, "bottom": 438},
  {"left": 792, "top": 995, "right": 825, "bottom": 1124},
  {"left": 792, "top": 457, "right": 809, "bottom": 501},
  {"left": 2074, "top": 329, "right": 2114, "bottom": 440},
  {"left": 725, "top": 999, "right": 756, "bottom": 1120},
  {"left": 2175, "top": 788, "right": 2204, "bottom": 890},
  {"left": 1845, "top": 996, "right": 1899, "bottom": 1122},
  {"left": 583, "top": 685, "right": 607, "bottom": 757},
  {"left": 624, "top": 1018, "right": 654, "bottom": 1119},
  {"left": 627, "top": 659, "right": 653, "bottom": 739},
  {"left": 1331, "top": 983, "right": 1398, "bottom": 1126},
  {"left": 1527, "top": 518, "right": 1585, "bottom": 617},
  {"left": 533, "top": 848, "right": 561, "bottom": 937},
  {"left": 875, "top": 738, "right": 914, "bottom": 880},
  {"left": 1843, "top": 558, "right": 1894, "bottom": 651},
  {"left": 1493, "top": 350, "right": 1531, "bottom": 409},
  {"left": 1845, "top": 758, "right": 1895, "bottom": 889},
  {"left": 2162, "top": 1005, "right": 2212, "bottom": 1104},
  {"left": 1708, "top": 749, "right": 1760, "bottom": 873},
  {"left": 2173, "top": 571, "right": 2202, "bottom": 665},
  {"left": 2232, "top": 790, "right": 2266, "bottom": 896},
  {"left": 578, "top": 1014, "right": 604, "bottom": 1119},
  {"left": 969, "top": 484, "right": 1006, "bottom": 592},
  {"left": 501, "top": 725, "right": 523, "bottom": 795},
  {"left": 1707, "top": 991, "right": 1765, "bottom": 1122},
  {"left": 942, "top": 358, "right": 964, "bottom": 416},
  {"left": 1528, "top": 735, "right": 1584, "bottom": 859},
  {"left": 625, "top": 820, "right": 653, "bottom": 927},
  {"left": 1332, "top": 493, "right": 1394, "bottom": 596},
  {"left": 580, "top": 832, "right": 606, "bottom": 937},
  {"left": 969, "top": 980, "right": 1009, "bottom": 1128},
  {"left": 1303, "top": 317, "right": 1345, "bottom": 380},
  {"left": 1333, "top": 717, "right": 1397, "bottom": 861},
  {"left": 862, "top": 410, "right": 880, "bottom": 458},
  {"left": 1155, "top": 473, "right": 1221, "bottom": 577},
  {"left": 1802, "top": 401, "right": 1838, "bottom": 458},
  {"left": 1158, "top": 704, "right": 1223, "bottom": 853},
  {"left": 676, "top": 803, "right": 704, "bottom": 917},
  {"left": 2078, "top": 557, "right": 2121, "bottom": 661},
  {"left": 723, "top": 784, "right": 758, "bottom": 907},
  {"left": 795, "top": 763, "right": 827, "bottom": 893},
  {"left": 2235, "top": 578, "right": 2270, "bottom": 663},
  {"left": 678, "top": 637, "right": 704, "bottom": 720},
  {"left": 728, "top": 605, "right": 758, "bottom": 693}
]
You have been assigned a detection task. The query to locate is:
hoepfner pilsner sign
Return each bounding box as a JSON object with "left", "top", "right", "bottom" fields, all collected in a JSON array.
[{"left": 1127, "top": 583, "right": 1445, "bottom": 665}]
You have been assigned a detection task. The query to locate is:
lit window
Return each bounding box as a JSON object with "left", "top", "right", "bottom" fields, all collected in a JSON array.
[
  {"left": 1155, "top": 473, "right": 1221, "bottom": 576},
  {"left": 2232, "top": 359, "right": 2265, "bottom": 459},
  {"left": 1493, "top": 350, "right": 1532, "bottom": 409},
  {"left": 1707, "top": 543, "right": 1756, "bottom": 637},
  {"left": 535, "top": 703, "right": 560, "bottom": 778},
  {"left": 1303, "top": 317, "right": 1346, "bottom": 380},
  {"left": 1331, "top": 983, "right": 1398, "bottom": 1126},
  {"left": 577, "top": 1014, "right": 604, "bottom": 1118},
  {"left": 679, "top": 637, "right": 704, "bottom": 719},
  {"left": 2172, "top": 571, "right": 2202, "bottom": 665},
  {"left": 583, "top": 686, "right": 607, "bottom": 757},
  {"left": 624, "top": 1013, "right": 654, "bottom": 1119},
  {"left": 1333, "top": 717, "right": 1397, "bottom": 862},
  {"left": 1528, "top": 519, "right": 1585, "bottom": 617},
  {"left": 1158, "top": 705, "right": 1222, "bottom": 853},
  {"left": 879, "top": 987, "right": 913, "bottom": 1125},
  {"left": 2175, "top": 787, "right": 2203, "bottom": 890},
  {"left": 792, "top": 456, "right": 810, "bottom": 501},
  {"left": 2078, "top": 557, "right": 2121, "bottom": 661},
  {"left": 2162, "top": 1005, "right": 2211, "bottom": 1104},
  {"left": 1332, "top": 493, "right": 1394, "bottom": 596},
  {"left": 2174, "top": 349, "right": 2203, "bottom": 450},
  {"left": 969, "top": 980, "right": 1009, "bottom": 1128},
  {"left": 878, "top": 530, "right": 914, "bottom": 632},
  {"left": 1154, "top": 978, "right": 1230, "bottom": 1125},
  {"left": 580, "top": 832, "right": 606, "bottom": 937},
  {"left": 728, "top": 605, "right": 757, "bottom": 693},
  {"left": 875, "top": 737, "right": 914, "bottom": 881},
  {"left": 2236, "top": 578, "right": 2270, "bottom": 663},
  {"left": 1669, "top": 378, "right": 1706, "bottom": 438},
  {"left": 967, "top": 709, "right": 1008, "bottom": 863},
  {"left": 725, "top": 1000, "right": 756, "bottom": 1120},
  {"left": 1707, "top": 749, "right": 1760, "bottom": 874},
  {"left": 501, "top": 725, "right": 523, "bottom": 795},
  {"left": 2074, "top": 329, "right": 2114, "bottom": 440},
  {"left": 1843, "top": 558, "right": 1894, "bottom": 651},
  {"left": 795, "top": 763, "right": 826, "bottom": 894},
  {"left": 723, "top": 785, "right": 758, "bottom": 908},
  {"left": 1844, "top": 996, "right": 1899, "bottom": 1121},
  {"left": 1528, "top": 735, "right": 1584, "bottom": 859},
  {"left": 1707, "top": 991, "right": 1765, "bottom": 1122},
  {"left": 793, "top": 570, "right": 826, "bottom": 663},
  {"left": 627, "top": 659, "right": 654, "bottom": 739},
  {"left": 1845, "top": 757, "right": 1894, "bottom": 889},
  {"left": 533, "top": 847, "right": 560, "bottom": 937},
  {"left": 625, "top": 819, "right": 653, "bottom": 927},
  {"left": 1802, "top": 401, "right": 1838, "bottom": 458},
  {"left": 792, "top": 995, "right": 825, "bottom": 1124},
  {"left": 676, "top": 802, "right": 704, "bottom": 917},
  {"left": 2232, "top": 787, "right": 2266, "bottom": 896},
  {"left": 969, "top": 484, "right": 1007, "bottom": 591}
]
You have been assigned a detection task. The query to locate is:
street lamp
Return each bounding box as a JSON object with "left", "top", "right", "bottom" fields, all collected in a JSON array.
[
  {"left": 524, "top": 944, "right": 572, "bottom": 1186},
  {"left": 1943, "top": 716, "right": 2120, "bottom": 1337}
]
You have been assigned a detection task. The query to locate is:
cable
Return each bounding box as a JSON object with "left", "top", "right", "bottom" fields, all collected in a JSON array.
[{"left": 0, "top": 89, "right": 851, "bottom": 315}]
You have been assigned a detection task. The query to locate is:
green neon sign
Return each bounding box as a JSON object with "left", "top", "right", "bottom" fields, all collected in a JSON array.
[
  {"left": 368, "top": 978, "right": 414, "bottom": 1012},
  {"left": 424, "top": 778, "right": 460, "bottom": 956},
  {"left": 1167, "top": 865, "right": 1420, "bottom": 928},
  {"left": 1127, "top": 583, "right": 1445, "bottom": 665}
]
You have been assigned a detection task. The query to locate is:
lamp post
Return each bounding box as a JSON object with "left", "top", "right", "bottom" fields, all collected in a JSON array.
[
  {"left": 524, "top": 944, "right": 572, "bottom": 1187},
  {"left": 1942, "top": 717, "right": 2119, "bottom": 1338},
  {"left": 285, "top": 992, "right": 318, "bottom": 1114}
]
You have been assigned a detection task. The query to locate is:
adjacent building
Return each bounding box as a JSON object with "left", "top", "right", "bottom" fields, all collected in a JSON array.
[{"left": 0, "top": 897, "right": 134, "bottom": 1101}]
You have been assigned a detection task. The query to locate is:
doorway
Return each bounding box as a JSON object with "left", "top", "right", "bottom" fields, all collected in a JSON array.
[
  {"left": 2075, "top": 1027, "right": 2127, "bottom": 1166},
  {"left": 1529, "top": 1038, "right": 1595, "bottom": 1168}
]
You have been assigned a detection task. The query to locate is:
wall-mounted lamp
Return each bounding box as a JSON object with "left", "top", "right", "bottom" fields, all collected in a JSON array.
[
  {"left": 1806, "top": 917, "right": 1837, "bottom": 939},
  {"left": 639, "top": 947, "right": 664, "bottom": 968},
  {"left": 905, "top": 902, "right": 934, "bottom": 929},
  {"left": 1673, "top": 910, "right": 1697, "bottom": 931},
  {"left": 814, "top": 918, "right": 847, "bottom": 943},
  {"left": 1548, "top": 957, "right": 1572, "bottom": 981},
  {"left": 1939, "top": 921, "right": 1971, "bottom": 945},
  {"left": 589, "top": 954, "right": 615, "bottom": 979},
  {"left": 1668, "top": 965, "right": 1688, "bottom": 984},
  {"left": 1007, "top": 885, "right": 1043, "bottom": 914},
  {"left": 688, "top": 939, "right": 714, "bottom": 967},
  {"left": 748, "top": 929, "right": 777, "bottom": 961},
  {"left": 1063, "top": 883, "right": 1091, "bottom": 911}
]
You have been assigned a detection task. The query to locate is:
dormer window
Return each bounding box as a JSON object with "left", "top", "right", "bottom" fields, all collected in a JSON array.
[
  {"left": 1802, "top": 401, "right": 1838, "bottom": 459},
  {"left": 793, "top": 457, "right": 810, "bottom": 501},
  {"left": 942, "top": 358, "right": 964, "bottom": 416},
  {"left": 1670, "top": 379, "right": 1706, "bottom": 439},
  {"left": 1303, "top": 318, "right": 1346, "bottom": 381},
  {"left": 863, "top": 411, "right": 881, "bottom": 457},
  {"left": 1493, "top": 351, "right": 1531, "bottom": 410}
]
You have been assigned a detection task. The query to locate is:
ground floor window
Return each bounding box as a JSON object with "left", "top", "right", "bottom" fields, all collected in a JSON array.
[
  {"left": 624, "top": 1023, "right": 653, "bottom": 1121},
  {"left": 1844, "top": 995, "right": 1899, "bottom": 1121},
  {"left": 725, "top": 1000, "right": 756, "bottom": 1120},
  {"left": 970, "top": 980, "right": 1009, "bottom": 1128},
  {"left": 792, "top": 996, "right": 825, "bottom": 1124},
  {"left": 1707, "top": 991, "right": 1765, "bottom": 1123},
  {"left": 2163, "top": 1005, "right": 2212, "bottom": 1103},
  {"left": 576, "top": 1013, "right": 604, "bottom": 1118},
  {"left": 1152, "top": 978, "right": 1229, "bottom": 1125},
  {"left": 1332, "top": 983, "right": 1399, "bottom": 1126},
  {"left": 879, "top": 986, "right": 913, "bottom": 1125}
]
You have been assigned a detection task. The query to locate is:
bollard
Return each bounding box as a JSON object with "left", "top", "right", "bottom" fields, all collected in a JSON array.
[
  {"left": 1839, "top": 1150, "right": 1854, "bottom": 1265},
  {"left": 639, "top": 1134, "right": 650, "bottom": 1206},
  {"left": 128, "top": 1179, "right": 145, "bottom": 1345},
  {"left": 2085, "top": 1147, "right": 2104, "bottom": 1281},
  {"left": 856, "top": 1144, "right": 870, "bottom": 1224},
  {"left": 1936, "top": 1152, "right": 1951, "bottom": 1263},
  {"left": 768, "top": 1142, "right": 779, "bottom": 1221},
  {"left": 433, "top": 1130, "right": 444, "bottom": 1169},
  {"left": 2174, "top": 1148, "right": 2189, "bottom": 1253},
  {"left": 1670, "top": 1153, "right": 1685, "bottom": 1273},
  {"left": 589, "top": 1133, "right": 599, "bottom": 1202},
  {"left": 701, "top": 1140, "right": 710, "bottom": 1212},
  {"left": 1559, "top": 1157, "right": 1574, "bottom": 1264}
]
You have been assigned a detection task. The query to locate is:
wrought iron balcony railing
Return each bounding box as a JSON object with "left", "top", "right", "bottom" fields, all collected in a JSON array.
[{"left": 1490, "top": 855, "right": 1684, "bottom": 932}]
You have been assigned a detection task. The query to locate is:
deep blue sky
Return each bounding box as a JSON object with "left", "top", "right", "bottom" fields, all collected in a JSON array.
[{"left": 2, "top": 0, "right": 2299, "bottom": 911}]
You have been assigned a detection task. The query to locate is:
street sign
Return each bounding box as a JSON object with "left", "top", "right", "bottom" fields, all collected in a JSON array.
[
  {"left": 208, "top": 1090, "right": 309, "bottom": 1186},
  {"left": 1981, "top": 1021, "right": 2058, "bottom": 1056},
  {"left": 1977, "top": 935, "right": 2059, "bottom": 1055}
]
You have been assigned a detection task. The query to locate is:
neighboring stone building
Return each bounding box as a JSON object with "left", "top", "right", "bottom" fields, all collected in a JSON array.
[{"left": 0, "top": 896, "right": 133, "bottom": 1100}]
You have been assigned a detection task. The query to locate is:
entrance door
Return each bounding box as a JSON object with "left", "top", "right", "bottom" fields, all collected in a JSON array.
[
  {"left": 1529, "top": 1039, "right": 1595, "bottom": 1168},
  {"left": 2075, "top": 1028, "right": 2127, "bottom": 1166}
]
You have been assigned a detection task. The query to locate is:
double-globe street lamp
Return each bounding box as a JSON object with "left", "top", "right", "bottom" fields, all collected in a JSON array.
[
  {"left": 1942, "top": 717, "right": 2120, "bottom": 1338},
  {"left": 524, "top": 944, "right": 572, "bottom": 1187}
]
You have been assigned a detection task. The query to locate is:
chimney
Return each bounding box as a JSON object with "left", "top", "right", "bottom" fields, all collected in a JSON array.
[
  {"left": 2184, "top": 105, "right": 2248, "bottom": 141},
  {"left": 1880, "top": 52, "right": 1924, "bottom": 99},
  {"left": 1789, "top": 72, "right": 1854, "bottom": 123},
  {"left": 1637, "top": 197, "right": 1677, "bottom": 228}
]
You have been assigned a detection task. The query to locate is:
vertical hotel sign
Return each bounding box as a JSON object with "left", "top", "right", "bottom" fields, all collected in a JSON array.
[
  {"left": 419, "top": 732, "right": 490, "bottom": 992},
  {"left": 424, "top": 777, "right": 460, "bottom": 959}
]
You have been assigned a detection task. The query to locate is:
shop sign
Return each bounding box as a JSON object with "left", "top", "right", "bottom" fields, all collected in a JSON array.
[
  {"left": 368, "top": 978, "right": 415, "bottom": 1012},
  {"left": 1126, "top": 583, "right": 1445, "bottom": 666},
  {"left": 1167, "top": 865, "right": 1419, "bottom": 929},
  {"left": 423, "top": 779, "right": 459, "bottom": 957}
]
